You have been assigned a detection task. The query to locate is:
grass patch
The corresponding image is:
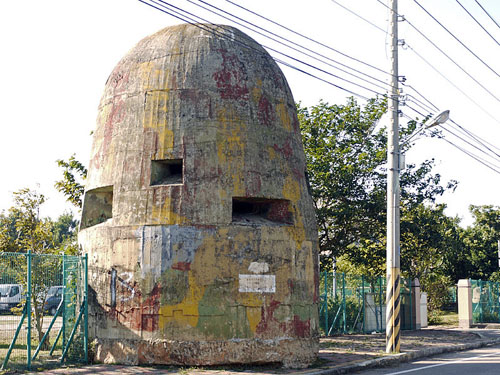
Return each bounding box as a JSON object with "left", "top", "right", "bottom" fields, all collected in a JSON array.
[{"left": 428, "top": 310, "right": 458, "bottom": 326}]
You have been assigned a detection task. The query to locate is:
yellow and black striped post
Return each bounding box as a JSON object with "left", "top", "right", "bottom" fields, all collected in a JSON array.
[
  {"left": 386, "top": 268, "right": 400, "bottom": 353},
  {"left": 386, "top": 0, "right": 401, "bottom": 354}
]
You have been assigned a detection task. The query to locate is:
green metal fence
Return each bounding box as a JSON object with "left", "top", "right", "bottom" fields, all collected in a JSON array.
[
  {"left": 319, "top": 272, "right": 414, "bottom": 335},
  {"left": 0, "top": 252, "right": 88, "bottom": 371},
  {"left": 471, "top": 279, "right": 500, "bottom": 324}
]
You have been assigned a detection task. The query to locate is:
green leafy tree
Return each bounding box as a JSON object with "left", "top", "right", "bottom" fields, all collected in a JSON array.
[
  {"left": 299, "top": 97, "right": 457, "bottom": 273},
  {"left": 0, "top": 188, "right": 56, "bottom": 348},
  {"left": 462, "top": 205, "right": 500, "bottom": 280},
  {"left": 55, "top": 154, "right": 87, "bottom": 209}
]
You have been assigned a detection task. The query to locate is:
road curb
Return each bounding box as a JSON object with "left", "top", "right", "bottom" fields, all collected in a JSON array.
[{"left": 303, "top": 337, "right": 500, "bottom": 375}]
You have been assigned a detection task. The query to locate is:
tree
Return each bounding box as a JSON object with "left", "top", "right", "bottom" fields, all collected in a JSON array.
[
  {"left": 0, "top": 188, "right": 56, "bottom": 348},
  {"left": 298, "top": 97, "right": 457, "bottom": 273},
  {"left": 0, "top": 189, "right": 79, "bottom": 349},
  {"left": 462, "top": 205, "right": 500, "bottom": 280},
  {"left": 54, "top": 154, "right": 87, "bottom": 209}
]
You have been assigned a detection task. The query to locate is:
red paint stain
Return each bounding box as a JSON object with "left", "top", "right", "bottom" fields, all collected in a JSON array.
[
  {"left": 258, "top": 95, "right": 274, "bottom": 126},
  {"left": 91, "top": 98, "right": 125, "bottom": 170},
  {"left": 267, "top": 200, "right": 293, "bottom": 224},
  {"left": 245, "top": 171, "right": 262, "bottom": 196},
  {"left": 292, "top": 167, "right": 304, "bottom": 182},
  {"left": 112, "top": 283, "right": 161, "bottom": 333},
  {"left": 256, "top": 300, "right": 281, "bottom": 334},
  {"left": 212, "top": 49, "right": 249, "bottom": 100},
  {"left": 172, "top": 262, "right": 191, "bottom": 271},
  {"left": 273, "top": 138, "right": 293, "bottom": 159},
  {"left": 292, "top": 315, "right": 310, "bottom": 338},
  {"left": 108, "top": 66, "right": 130, "bottom": 93}
]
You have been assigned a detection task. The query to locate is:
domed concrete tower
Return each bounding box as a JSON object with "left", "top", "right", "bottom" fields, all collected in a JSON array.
[{"left": 79, "top": 23, "right": 319, "bottom": 368}]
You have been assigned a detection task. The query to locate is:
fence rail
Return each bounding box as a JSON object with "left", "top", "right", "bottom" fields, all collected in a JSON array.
[
  {"left": 0, "top": 252, "right": 88, "bottom": 371},
  {"left": 319, "top": 272, "right": 414, "bottom": 335}
]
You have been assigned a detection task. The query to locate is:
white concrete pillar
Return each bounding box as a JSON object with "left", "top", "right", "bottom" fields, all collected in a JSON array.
[
  {"left": 458, "top": 279, "right": 473, "bottom": 329},
  {"left": 420, "top": 292, "right": 428, "bottom": 328}
]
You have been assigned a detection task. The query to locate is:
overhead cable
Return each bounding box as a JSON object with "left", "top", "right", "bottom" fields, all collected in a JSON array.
[
  {"left": 329, "top": 0, "right": 386, "bottom": 33},
  {"left": 406, "top": 45, "right": 500, "bottom": 125},
  {"left": 437, "top": 124, "right": 500, "bottom": 163},
  {"left": 137, "top": 0, "right": 373, "bottom": 100},
  {"left": 375, "top": 0, "right": 500, "bottom": 105},
  {"left": 401, "top": 84, "right": 439, "bottom": 112},
  {"left": 474, "top": 0, "right": 500, "bottom": 31},
  {"left": 450, "top": 119, "right": 500, "bottom": 156},
  {"left": 151, "top": 0, "right": 388, "bottom": 97},
  {"left": 440, "top": 137, "right": 500, "bottom": 175},
  {"left": 187, "top": 0, "right": 392, "bottom": 92},
  {"left": 413, "top": 0, "right": 500, "bottom": 80},
  {"left": 455, "top": 0, "right": 500, "bottom": 47},
  {"left": 224, "top": 0, "right": 392, "bottom": 76}
]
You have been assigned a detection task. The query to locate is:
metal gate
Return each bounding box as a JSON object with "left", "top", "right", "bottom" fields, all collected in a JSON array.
[
  {"left": 0, "top": 251, "right": 88, "bottom": 371},
  {"left": 471, "top": 279, "right": 500, "bottom": 324},
  {"left": 319, "top": 272, "right": 414, "bottom": 335}
]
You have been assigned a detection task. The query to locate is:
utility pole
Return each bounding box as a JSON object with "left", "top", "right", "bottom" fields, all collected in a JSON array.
[{"left": 386, "top": 0, "right": 401, "bottom": 354}]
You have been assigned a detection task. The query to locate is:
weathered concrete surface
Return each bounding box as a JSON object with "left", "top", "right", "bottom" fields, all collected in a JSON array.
[{"left": 79, "top": 23, "right": 319, "bottom": 368}]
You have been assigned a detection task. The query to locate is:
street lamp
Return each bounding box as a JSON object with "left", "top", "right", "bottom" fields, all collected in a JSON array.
[{"left": 426, "top": 110, "right": 450, "bottom": 128}]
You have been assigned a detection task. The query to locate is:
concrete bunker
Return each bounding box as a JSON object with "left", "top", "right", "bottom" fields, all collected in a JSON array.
[{"left": 79, "top": 23, "right": 319, "bottom": 368}]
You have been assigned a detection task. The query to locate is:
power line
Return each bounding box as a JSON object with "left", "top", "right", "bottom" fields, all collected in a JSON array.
[
  {"left": 450, "top": 119, "right": 500, "bottom": 156},
  {"left": 406, "top": 95, "right": 435, "bottom": 114},
  {"left": 474, "top": 0, "right": 500, "bottom": 31},
  {"left": 438, "top": 124, "right": 500, "bottom": 163},
  {"left": 413, "top": 0, "right": 500, "bottom": 80},
  {"left": 440, "top": 136, "right": 500, "bottom": 175},
  {"left": 137, "top": 0, "right": 373, "bottom": 100},
  {"left": 375, "top": 0, "right": 500, "bottom": 105},
  {"left": 401, "top": 84, "right": 439, "bottom": 111},
  {"left": 455, "top": 0, "right": 500, "bottom": 47},
  {"left": 152, "top": 0, "right": 388, "bottom": 97},
  {"left": 329, "top": 0, "right": 386, "bottom": 33},
  {"left": 224, "top": 0, "right": 392, "bottom": 76},
  {"left": 406, "top": 44, "right": 500, "bottom": 125},
  {"left": 187, "top": 0, "right": 392, "bottom": 92}
]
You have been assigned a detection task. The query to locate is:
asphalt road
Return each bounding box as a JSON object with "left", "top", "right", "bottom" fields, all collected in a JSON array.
[{"left": 358, "top": 343, "right": 500, "bottom": 375}]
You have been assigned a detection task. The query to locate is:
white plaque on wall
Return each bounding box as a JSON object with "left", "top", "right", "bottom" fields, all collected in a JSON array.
[{"left": 239, "top": 274, "right": 276, "bottom": 293}]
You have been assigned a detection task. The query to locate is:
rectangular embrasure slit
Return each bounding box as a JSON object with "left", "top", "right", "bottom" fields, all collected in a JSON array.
[
  {"left": 232, "top": 197, "right": 293, "bottom": 225},
  {"left": 80, "top": 185, "right": 113, "bottom": 229},
  {"left": 151, "top": 159, "right": 183, "bottom": 185}
]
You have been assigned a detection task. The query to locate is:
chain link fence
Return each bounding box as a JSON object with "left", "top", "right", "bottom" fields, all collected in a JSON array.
[
  {"left": 319, "top": 272, "right": 415, "bottom": 335},
  {"left": 0, "top": 252, "right": 87, "bottom": 371},
  {"left": 471, "top": 279, "right": 500, "bottom": 324}
]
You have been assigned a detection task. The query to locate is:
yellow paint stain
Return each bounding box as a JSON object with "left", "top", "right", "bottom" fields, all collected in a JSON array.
[
  {"left": 267, "top": 146, "right": 276, "bottom": 160},
  {"left": 246, "top": 306, "right": 262, "bottom": 334},
  {"left": 276, "top": 102, "right": 292, "bottom": 131},
  {"left": 216, "top": 107, "right": 246, "bottom": 196},
  {"left": 143, "top": 90, "right": 174, "bottom": 157},
  {"left": 282, "top": 176, "right": 307, "bottom": 248},
  {"left": 138, "top": 62, "right": 166, "bottom": 91},
  {"left": 282, "top": 175, "right": 301, "bottom": 203},
  {"left": 237, "top": 292, "right": 263, "bottom": 334},
  {"left": 151, "top": 196, "right": 188, "bottom": 225},
  {"left": 158, "top": 271, "right": 205, "bottom": 329}
]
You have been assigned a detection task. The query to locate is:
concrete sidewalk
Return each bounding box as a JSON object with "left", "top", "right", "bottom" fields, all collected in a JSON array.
[{"left": 22, "top": 327, "right": 500, "bottom": 375}]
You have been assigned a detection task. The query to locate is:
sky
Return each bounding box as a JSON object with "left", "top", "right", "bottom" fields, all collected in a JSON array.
[{"left": 1, "top": 0, "right": 499, "bottom": 227}]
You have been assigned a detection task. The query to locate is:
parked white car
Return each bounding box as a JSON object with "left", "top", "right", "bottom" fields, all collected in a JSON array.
[{"left": 0, "top": 284, "right": 23, "bottom": 313}]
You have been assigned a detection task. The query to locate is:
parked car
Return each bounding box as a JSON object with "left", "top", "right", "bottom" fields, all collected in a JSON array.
[
  {"left": 44, "top": 286, "right": 63, "bottom": 315},
  {"left": 0, "top": 284, "right": 23, "bottom": 313}
]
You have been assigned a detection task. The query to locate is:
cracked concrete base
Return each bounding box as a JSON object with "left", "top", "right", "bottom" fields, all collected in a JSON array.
[{"left": 94, "top": 337, "right": 319, "bottom": 369}]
